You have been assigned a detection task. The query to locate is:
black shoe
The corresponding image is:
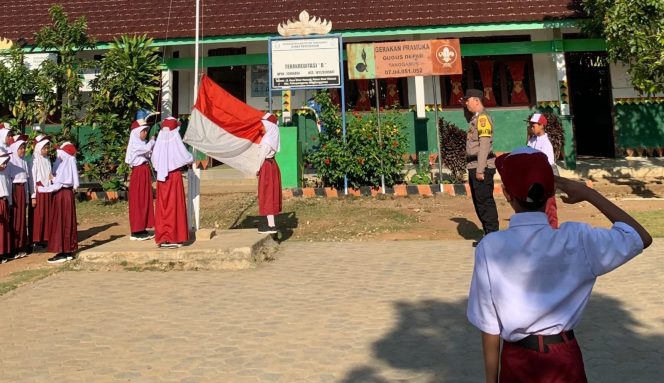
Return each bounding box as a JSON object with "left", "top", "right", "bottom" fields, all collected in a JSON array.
[
  {"left": 13, "top": 251, "right": 28, "bottom": 259},
  {"left": 130, "top": 232, "right": 154, "bottom": 241},
  {"left": 258, "top": 226, "right": 278, "bottom": 234},
  {"left": 47, "top": 254, "right": 70, "bottom": 264}
]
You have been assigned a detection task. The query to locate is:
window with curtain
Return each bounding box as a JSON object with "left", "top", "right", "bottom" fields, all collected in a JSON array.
[{"left": 439, "top": 54, "right": 536, "bottom": 108}]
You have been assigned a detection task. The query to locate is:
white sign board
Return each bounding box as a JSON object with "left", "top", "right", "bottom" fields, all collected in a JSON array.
[
  {"left": 24, "top": 53, "right": 57, "bottom": 70},
  {"left": 270, "top": 37, "right": 341, "bottom": 89}
]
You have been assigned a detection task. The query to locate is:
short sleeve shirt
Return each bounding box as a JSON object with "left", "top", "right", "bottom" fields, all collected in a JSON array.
[{"left": 467, "top": 212, "right": 644, "bottom": 341}]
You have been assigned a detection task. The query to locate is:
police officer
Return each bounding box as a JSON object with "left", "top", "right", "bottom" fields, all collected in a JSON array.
[{"left": 462, "top": 89, "right": 499, "bottom": 235}]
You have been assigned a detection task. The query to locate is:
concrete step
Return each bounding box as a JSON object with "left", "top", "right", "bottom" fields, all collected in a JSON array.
[{"left": 76, "top": 229, "right": 278, "bottom": 271}]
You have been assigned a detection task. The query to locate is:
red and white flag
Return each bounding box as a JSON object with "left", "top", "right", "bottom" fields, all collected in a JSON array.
[{"left": 184, "top": 75, "right": 268, "bottom": 176}]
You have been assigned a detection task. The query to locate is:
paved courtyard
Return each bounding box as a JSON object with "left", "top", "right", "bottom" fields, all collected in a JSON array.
[{"left": 1, "top": 239, "right": 663, "bottom": 382}]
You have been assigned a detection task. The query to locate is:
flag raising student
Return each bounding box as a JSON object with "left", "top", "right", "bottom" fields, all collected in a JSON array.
[
  {"left": 30, "top": 135, "right": 52, "bottom": 248},
  {"left": 8, "top": 135, "right": 31, "bottom": 258},
  {"left": 125, "top": 119, "right": 156, "bottom": 241},
  {"left": 38, "top": 142, "right": 79, "bottom": 264},
  {"left": 151, "top": 117, "right": 193, "bottom": 248},
  {"left": 0, "top": 152, "right": 13, "bottom": 264},
  {"left": 257, "top": 114, "right": 282, "bottom": 234}
]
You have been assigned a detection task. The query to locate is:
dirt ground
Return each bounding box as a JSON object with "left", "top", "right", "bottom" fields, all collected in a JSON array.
[{"left": 1, "top": 190, "right": 663, "bottom": 284}]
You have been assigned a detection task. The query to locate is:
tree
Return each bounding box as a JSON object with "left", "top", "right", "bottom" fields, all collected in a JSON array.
[
  {"left": 84, "top": 34, "right": 161, "bottom": 188},
  {"left": 0, "top": 46, "right": 57, "bottom": 129},
  {"left": 581, "top": 0, "right": 664, "bottom": 95},
  {"left": 34, "top": 4, "right": 95, "bottom": 138}
]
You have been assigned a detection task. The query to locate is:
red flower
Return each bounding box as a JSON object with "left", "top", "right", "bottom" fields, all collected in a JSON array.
[
  {"left": 357, "top": 157, "right": 365, "bottom": 165},
  {"left": 325, "top": 158, "right": 331, "bottom": 166},
  {"left": 392, "top": 140, "right": 399, "bottom": 148}
]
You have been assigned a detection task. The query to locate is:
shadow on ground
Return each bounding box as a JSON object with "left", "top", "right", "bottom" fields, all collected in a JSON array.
[
  {"left": 339, "top": 294, "right": 664, "bottom": 383},
  {"left": 231, "top": 212, "right": 299, "bottom": 243},
  {"left": 77, "top": 223, "right": 121, "bottom": 252},
  {"left": 450, "top": 218, "right": 483, "bottom": 241}
]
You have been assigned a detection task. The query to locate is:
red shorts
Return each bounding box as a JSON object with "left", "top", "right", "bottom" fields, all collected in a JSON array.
[{"left": 500, "top": 337, "right": 588, "bottom": 383}]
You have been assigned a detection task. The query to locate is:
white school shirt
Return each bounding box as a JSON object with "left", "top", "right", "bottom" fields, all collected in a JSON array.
[
  {"left": 527, "top": 133, "right": 555, "bottom": 165},
  {"left": 467, "top": 212, "right": 644, "bottom": 342}
]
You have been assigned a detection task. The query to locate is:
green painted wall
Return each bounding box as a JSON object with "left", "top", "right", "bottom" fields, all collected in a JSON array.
[
  {"left": 275, "top": 125, "right": 302, "bottom": 188},
  {"left": 614, "top": 103, "right": 664, "bottom": 149}
]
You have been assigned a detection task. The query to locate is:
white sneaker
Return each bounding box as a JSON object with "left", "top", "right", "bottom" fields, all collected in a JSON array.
[{"left": 159, "top": 243, "right": 182, "bottom": 249}]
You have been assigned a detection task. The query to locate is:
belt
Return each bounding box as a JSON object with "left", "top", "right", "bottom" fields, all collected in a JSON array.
[
  {"left": 508, "top": 330, "right": 575, "bottom": 353},
  {"left": 466, "top": 152, "right": 495, "bottom": 162}
]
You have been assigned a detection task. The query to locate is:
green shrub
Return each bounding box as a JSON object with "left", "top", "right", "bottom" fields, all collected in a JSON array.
[{"left": 308, "top": 90, "right": 408, "bottom": 189}]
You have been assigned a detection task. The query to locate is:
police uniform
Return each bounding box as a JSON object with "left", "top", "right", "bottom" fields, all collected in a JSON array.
[{"left": 465, "top": 94, "right": 499, "bottom": 234}]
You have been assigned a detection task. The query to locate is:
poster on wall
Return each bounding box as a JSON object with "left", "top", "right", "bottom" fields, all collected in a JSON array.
[
  {"left": 270, "top": 36, "right": 341, "bottom": 89},
  {"left": 251, "top": 65, "right": 268, "bottom": 97},
  {"left": 347, "top": 39, "right": 462, "bottom": 79}
]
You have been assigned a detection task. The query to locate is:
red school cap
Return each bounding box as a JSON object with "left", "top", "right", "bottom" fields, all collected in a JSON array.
[{"left": 495, "top": 147, "right": 554, "bottom": 204}]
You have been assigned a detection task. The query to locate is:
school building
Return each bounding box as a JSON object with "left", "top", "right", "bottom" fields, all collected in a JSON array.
[{"left": 1, "top": 0, "right": 663, "bottom": 171}]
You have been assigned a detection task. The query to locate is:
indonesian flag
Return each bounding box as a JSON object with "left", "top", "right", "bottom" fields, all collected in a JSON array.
[{"left": 184, "top": 75, "right": 268, "bottom": 176}]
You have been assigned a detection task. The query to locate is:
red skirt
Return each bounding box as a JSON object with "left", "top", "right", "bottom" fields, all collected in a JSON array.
[
  {"left": 128, "top": 163, "right": 155, "bottom": 233},
  {"left": 500, "top": 338, "right": 587, "bottom": 383},
  {"left": 258, "top": 158, "right": 282, "bottom": 216},
  {"left": 47, "top": 188, "right": 78, "bottom": 254},
  {"left": 0, "top": 198, "right": 11, "bottom": 255},
  {"left": 11, "top": 183, "right": 28, "bottom": 250},
  {"left": 32, "top": 184, "right": 52, "bottom": 243},
  {"left": 155, "top": 170, "right": 189, "bottom": 245}
]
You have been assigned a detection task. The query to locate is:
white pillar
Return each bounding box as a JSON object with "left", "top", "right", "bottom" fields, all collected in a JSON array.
[
  {"left": 160, "top": 69, "right": 173, "bottom": 118},
  {"left": 554, "top": 53, "right": 570, "bottom": 116},
  {"left": 415, "top": 75, "right": 426, "bottom": 119}
]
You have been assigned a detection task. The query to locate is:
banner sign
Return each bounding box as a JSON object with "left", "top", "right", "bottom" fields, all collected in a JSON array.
[
  {"left": 347, "top": 39, "right": 462, "bottom": 79},
  {"left": 270, "top": 36, "right": 341, "bottom": 89}
]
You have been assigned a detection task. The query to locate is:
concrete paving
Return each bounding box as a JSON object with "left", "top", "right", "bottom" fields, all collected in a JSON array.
[
  {"left": 77, "top": 229, "right": 276, "bottom": 271},
  {"left": 1, "top": 239, "right": 663, "bottom": 382}
]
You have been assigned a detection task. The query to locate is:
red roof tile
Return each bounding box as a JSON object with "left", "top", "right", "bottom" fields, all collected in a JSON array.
[{"left": 0, "top": 1, "right": 580, "bottom": 44}]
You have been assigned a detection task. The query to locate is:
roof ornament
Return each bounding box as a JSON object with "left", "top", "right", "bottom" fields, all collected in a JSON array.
[
  {"left": 0, "top": 37, "right": 13, "bottom": 50},
  {"left": 277, "top": 10, "right": 332, "bottom": 37}
]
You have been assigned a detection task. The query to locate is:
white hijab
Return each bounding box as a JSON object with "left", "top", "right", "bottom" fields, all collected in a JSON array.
[
  {"left": 0, "top": 154, "right": 12, "bottom": 201},
  {"left": 151, "top": 119, "right": 193, "bottom": 182},
  {"left": 53, "top": 145, "right": 79, "bottom": 190},
  {"left": 260, "top": 113, "right": 280, "bottom": 153},
  {"left": 0, "top": 127, "right": 12, "bottom": 152},
  {"left": 32, "top": 138, "right": 52, "bottom": 187},
  {"left": 8, "top": 137, "right": 29, "bottom": 184},
  {"left": 124, "top": 125, "right": 150, "bottom": 165}
]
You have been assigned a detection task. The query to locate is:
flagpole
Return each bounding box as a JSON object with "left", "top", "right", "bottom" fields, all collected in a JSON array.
[{"left": 188, "top": 0, "right": 201, "bottom": 231}]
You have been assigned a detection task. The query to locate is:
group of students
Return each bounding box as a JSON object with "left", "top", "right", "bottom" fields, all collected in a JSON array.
[
  {"left": 0, "top": 122, "right": 80, "bottom": 264},
  {"left": 126, "top": 116, "right": 193, "bottom": 248}
]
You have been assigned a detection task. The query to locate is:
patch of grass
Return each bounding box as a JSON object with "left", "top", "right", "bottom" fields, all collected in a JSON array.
[
  {"left": 0, "top": 266, "right": 65, "bottom": 296},
  {"left": 284, "top": 198, "right": 416, "bottom": 241},
  {"left": 76, "top": 200, "right": 128, "bottom": 223},
  {"left": 631, "top": 210, "right": 664, "bottom": 237}
]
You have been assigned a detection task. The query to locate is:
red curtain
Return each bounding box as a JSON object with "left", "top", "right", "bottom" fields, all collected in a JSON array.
[
  {"left": 448, "top": 75, "right": 463, "bottom": 106},
  {"left": 508, "top": 61, "right": 529, "bottom": 104},
  {"left": 385, "top": 78, "right": 400, "bottom": 108},
  {"left": 477, "top": 61, "right": 496, "bottom": 106},
  {"left": 355, "top": 80, "right": 371, "bottom": 111}
]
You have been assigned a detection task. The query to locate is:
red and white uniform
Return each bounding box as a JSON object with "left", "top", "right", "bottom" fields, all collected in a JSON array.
[
  {"left": 150, "top": 118, "right": 192, "bottom": 245},
  {"left": 125, "top": 120, "right": 156, "bottom": 233},
  {"left": 8, "top": 135, "right": 31, "bottom": 251},
  {"left": 31, "top": 135, "right": 52, "bottom": 243},
  {"left": 257, "top": 114, "right": 282, "bottom": 216},
  {"left": 0, "top": 152, "right": 13, "bottom": 255},
  {"left": 38, "top": 142, "right": 79, "bottom": 254}
]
